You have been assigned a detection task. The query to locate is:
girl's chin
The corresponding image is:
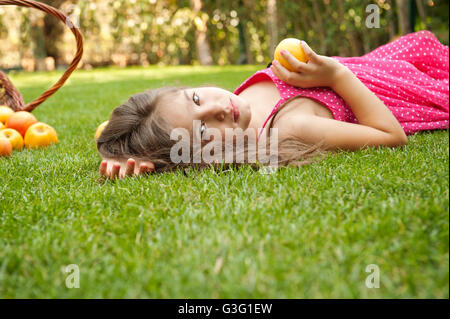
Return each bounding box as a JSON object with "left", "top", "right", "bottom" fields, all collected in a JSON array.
[
  {"left": 240, "top": 109, "right": 251, "bottom": 130},
  {"left": 232, "top": 94, "right": 251, "bottom": 128},
  {"left": 243, "top": 102, "right": 252, "bottom": 123}
]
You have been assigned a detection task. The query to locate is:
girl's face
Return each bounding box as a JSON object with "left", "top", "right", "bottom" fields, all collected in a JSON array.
[{"left": 158, "top": 87, "right": 252, "bottom": 141}]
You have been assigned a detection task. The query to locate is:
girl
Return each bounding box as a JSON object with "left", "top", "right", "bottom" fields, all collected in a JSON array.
[{"left": 97, "top": 31, "right": 449, "bottom": 179}]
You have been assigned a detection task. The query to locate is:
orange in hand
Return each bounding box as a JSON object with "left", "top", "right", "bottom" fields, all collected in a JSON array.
[
  {"left": 24, "top": 122, "right": 58, "bottom": 149},
  {"left": 274, "top": 38, "right": 309, "bottom": 72},
  {"left": 0, "top": 128, "right": 24, "bottom": 150},
  {"left": 6, "top": 111, "right": 38, "bottom": 137}
]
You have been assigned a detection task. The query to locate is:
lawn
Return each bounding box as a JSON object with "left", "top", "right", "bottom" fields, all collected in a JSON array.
[{"left": 0, "top": 65, "right": 448, "bottom": 298}]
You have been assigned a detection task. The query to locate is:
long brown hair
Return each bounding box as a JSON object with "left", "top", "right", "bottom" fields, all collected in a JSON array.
[{"left": 97, "top": 86, "right": 330, "bottom": 173}]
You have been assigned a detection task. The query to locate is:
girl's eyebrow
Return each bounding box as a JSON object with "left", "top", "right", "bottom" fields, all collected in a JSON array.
[
  {"left": 182, "top": 89, "right": 195, "bottom": 115},
  {"left": 181, "top": 90, "right": 196, "bottom": 136},
  {"left": 183, "top": 89, "right": 190, "bottom": 103}
]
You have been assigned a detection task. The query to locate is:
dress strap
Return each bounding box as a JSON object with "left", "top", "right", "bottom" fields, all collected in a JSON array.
[{"left": 257, "top": 100, "right": 283, "bottom": 142}]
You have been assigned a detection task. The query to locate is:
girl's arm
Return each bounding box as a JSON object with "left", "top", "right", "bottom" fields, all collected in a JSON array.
[{"left": 270, "top": 42, "right": 408, "bottom": 145}]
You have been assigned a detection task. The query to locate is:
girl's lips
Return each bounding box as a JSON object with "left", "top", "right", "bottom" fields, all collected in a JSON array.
[{"left": 230, "top": 98, "right": 240, "bottom": 122}]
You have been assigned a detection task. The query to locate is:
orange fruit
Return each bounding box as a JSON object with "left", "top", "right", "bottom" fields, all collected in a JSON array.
[
  {"left": 6, "top": 111, "right": 38, "bottom": 137},
  {"left": 24, "top": 122, "right": 58, "bottom": 149},
  {"left": 0, "top": 128, "right": 24, "bottom": 150},
  {"left": 0, "top": 137, "right": 12, "bottom": 157},
  {"left": 274, "top": 38, "right": 309, "bottom": 72},
  {"left": 0, "top": 122, "right": 5, "bottom": 130},
  {"left": 94, "top": 120, "right": 109, "bottom": 140},
  {"left": 0, "top": 105, "right": 14, "bottom": 125}
]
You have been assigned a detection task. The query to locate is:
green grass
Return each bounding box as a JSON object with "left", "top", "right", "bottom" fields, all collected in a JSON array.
[{"left": 0, "top": 65, "right": 448, "bottom": 298}]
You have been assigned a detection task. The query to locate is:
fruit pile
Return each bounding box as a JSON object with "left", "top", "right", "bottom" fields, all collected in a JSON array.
[{"left": 0, "top": 105, "right": 58, "bottom": 157}]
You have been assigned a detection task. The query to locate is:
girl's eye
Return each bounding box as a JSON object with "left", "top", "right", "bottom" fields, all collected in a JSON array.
[
  {"left": 200, "top": 122, "right": 206, "bottom": 138},
  {"left": 193, "top": 92, "right": 200, "bottom": 105}
]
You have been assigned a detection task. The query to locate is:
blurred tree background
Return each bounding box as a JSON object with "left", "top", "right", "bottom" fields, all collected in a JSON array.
[{"left": 0, "top": 0, "right": 448, "bottom": 71}]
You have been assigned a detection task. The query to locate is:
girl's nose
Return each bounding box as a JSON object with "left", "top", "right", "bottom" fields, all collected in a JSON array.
[
  {"left": 206, "top": 102, "right": 230, "bottom": 122},
  {"left": 216, "top": 112, "right": 225, "bottom": 121}
]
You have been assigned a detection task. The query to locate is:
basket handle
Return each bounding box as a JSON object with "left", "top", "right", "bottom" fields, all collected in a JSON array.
[{"left": 0, "top": 0, "right": 83, "bottom": 112}]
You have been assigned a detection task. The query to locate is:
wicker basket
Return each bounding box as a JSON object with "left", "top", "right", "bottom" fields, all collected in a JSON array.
[{"left": 0, "top": 0, "right": 83, "bottom": 112}]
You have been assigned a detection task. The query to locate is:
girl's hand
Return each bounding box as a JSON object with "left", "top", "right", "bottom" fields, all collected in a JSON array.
[
  {"left": 99, "top": 157, "right": 155, "bottom": 180},
  {"left": 270, "top": 41, "right": 346, "bottom": 89}
]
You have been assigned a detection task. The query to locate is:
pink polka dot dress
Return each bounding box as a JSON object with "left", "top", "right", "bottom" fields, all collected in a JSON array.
[{"left": 233, "top": 31, "right": 449, "bottom": 141}]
